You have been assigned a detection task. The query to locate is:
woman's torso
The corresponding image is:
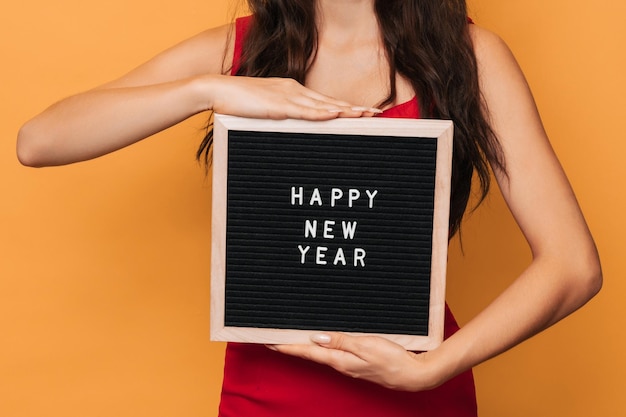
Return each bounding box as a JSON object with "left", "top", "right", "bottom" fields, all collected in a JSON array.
[{"left": 218, "top": 16, "right": 477, "bottom": 417}]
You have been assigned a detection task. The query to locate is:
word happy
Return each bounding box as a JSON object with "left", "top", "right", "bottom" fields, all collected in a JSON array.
[
  {"left": 290, "top": 187, "right": 378, "bottom": 208},
  {"left": 291, "top": 187, "right": 379, "bottom": 268}
]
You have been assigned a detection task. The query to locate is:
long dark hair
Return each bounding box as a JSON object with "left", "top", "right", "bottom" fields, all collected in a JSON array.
[{"left": 197, "top": 0, "right": 505, "bottom": 238}]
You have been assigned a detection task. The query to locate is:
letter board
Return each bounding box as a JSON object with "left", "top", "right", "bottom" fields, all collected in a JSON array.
[{"left": 210, "top": 114, "right": 453, "bottom": 351}]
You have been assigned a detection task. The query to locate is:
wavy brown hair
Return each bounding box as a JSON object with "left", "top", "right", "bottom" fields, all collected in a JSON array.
[{"left": 197, "top": 0, "right": 505, "bottom": 238}]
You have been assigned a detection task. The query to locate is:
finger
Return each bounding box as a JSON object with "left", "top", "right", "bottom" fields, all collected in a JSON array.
[
  {"left": 282, "top": 99, "right": 363, "bottom": 120},
  {"left": 270, "top": 343, "right": 367, "bottom": 376},
  {"left": 310, "top": 105, "right": 381, "bottom": 119},
  {"left": 310, "top": 332, "right": 356, "bottom": 351},
  {"left": 288, "top": 95, "right": 354, "bottom": 115},
  {"left": 362, "top": 107, "right": 384, "bottom": 117},
  {"left": 300, "top": 89, "right": 355, "bottom": 108},
  {"left": 297, "top": 89, "right": 383, "bottom": 116},
  {"left": 282, "top": 95, "right": 382, "bottom": 120},
  {"left": 281, "top": 105, "right": 344, "bottom": 121},
  {"left": 350, "top": 106, "right": 383, "bottom": 114},
  {"left": 310, "top": 332, "right": 371, "bottom": 360}
]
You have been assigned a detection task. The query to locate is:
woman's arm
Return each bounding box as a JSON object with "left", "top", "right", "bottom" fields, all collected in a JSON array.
[
  {"left": 17, "top": 25, "right": 229, "bottom": 167},
  {"left": 17, "top": 24, "right": 371, "bottom": 167},
  {"left": 429, "top": 25, "right": 602, "bottom": 383},
  {"left": 271, "top": 25, "right": 602, "bottom": 391}
]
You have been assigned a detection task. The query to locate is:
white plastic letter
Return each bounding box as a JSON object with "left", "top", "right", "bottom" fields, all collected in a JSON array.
[
  {"left": 323, "top": 220, "right": 335, "bottom": 239},
  {"left": 304, "top": 220, "right": 317, "bottom": 238},
  {"left": 348, "top": 189, "right": 360, "bottom": 208},
  {"left": 316, "top": 246, "right": 328, "bottom": 265},
  {"left": 310, "top": 188, "right": 323, "bottom": 206},
  {"left": 365, "top": 189, "right": 379, "bottom": 209},
  {"left": 354, "top": 248, "right": 366, "bottom": 267},
  {"left": 298, "top": 245, "right": 310, "bottom": 264},
  {"left": 331, "top": 188, "right": 343, "bottom": 207},
  {"left": 291, "top": 187, "right": 304, "bottom": 205},
  {"left": 341, "top": 221, "right": 358, "bottom": 240},
  {"left": 333, "top": 248, "right": 347, "bottom": 266}
]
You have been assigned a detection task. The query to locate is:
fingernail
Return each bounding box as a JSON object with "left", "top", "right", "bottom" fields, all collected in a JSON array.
[
  {"left": 350, "top": 106, "right": 383, "bottom": 113},
  {"left": 265, "top": 344, "right": 278, "bottom": 351},
  {"left": 311, "top": 333, "right": 332, "bottom": 344}
]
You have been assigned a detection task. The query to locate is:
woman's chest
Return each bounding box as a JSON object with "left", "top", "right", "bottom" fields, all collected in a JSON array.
[{"left": 305, "top": 44, "right": 414, "bottom": 110}]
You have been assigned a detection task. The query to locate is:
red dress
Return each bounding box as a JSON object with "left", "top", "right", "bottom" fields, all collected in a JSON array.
[{"left": 218, "top": 16, "right": 478, "bottom": 417}]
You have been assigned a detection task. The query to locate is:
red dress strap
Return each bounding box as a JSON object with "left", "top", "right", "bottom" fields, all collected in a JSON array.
[{"left": 231, "top": 15, "right": 253, "bottom": 75}]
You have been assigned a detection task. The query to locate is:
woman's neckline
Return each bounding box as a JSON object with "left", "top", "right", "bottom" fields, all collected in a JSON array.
[{"left": 377, "top": 96, "right": 419, "bottom": 118}]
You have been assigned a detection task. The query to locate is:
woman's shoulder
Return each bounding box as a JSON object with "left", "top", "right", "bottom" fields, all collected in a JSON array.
[
  {"left": 467, "top": 24, "right": 527, "bottom": 94},
  {"left": 150, "top": 22, "right": 236, "bottom": 78},
  {"left": 469, "top": 24, "right": 517, "bottom": 72},
  {"left": 96, "top": 22, "right": 235, "bottom": 90},
  {"left": 468, "top": 24, "right": 514, "bottom": 64}
]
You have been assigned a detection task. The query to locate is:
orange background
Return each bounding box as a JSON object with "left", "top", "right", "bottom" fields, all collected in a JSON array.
[{"left": 1, "top": 1, "right": 624, "bottom": 416}]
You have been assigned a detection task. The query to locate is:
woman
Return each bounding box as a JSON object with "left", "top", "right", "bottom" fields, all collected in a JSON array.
[{"left": 17, "top": 0, "right": 602, "bottom": 415}]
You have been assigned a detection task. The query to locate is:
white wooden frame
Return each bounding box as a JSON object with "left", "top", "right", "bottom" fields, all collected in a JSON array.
[{"left": 210, "top": 114, "right": 453, "bottom": 351}]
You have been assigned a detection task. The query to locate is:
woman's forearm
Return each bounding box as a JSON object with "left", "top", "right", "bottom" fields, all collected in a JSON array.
[
  {"left": 17, "top": 75, "right": 214, "bottom": 167},
  {"left": 431, "top": 251, "right": 602, "bottom": 387}
]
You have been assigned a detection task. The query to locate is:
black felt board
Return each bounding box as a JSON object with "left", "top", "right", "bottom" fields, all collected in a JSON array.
[{"left": 223, "top": 130, "right": 437, "bottom": 336}]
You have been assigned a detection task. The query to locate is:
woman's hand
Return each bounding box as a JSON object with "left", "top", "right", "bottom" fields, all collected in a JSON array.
[
  {"left": 268, "top": 333, "right": 445, "bottom": 392},
  {"left": 207, "top": 75, "right": 381, "bottom": 120}
]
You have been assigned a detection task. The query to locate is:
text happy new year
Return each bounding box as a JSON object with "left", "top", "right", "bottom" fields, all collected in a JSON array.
[{"left": 291, "top": 186, "right": 379, "bottom": 267}]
